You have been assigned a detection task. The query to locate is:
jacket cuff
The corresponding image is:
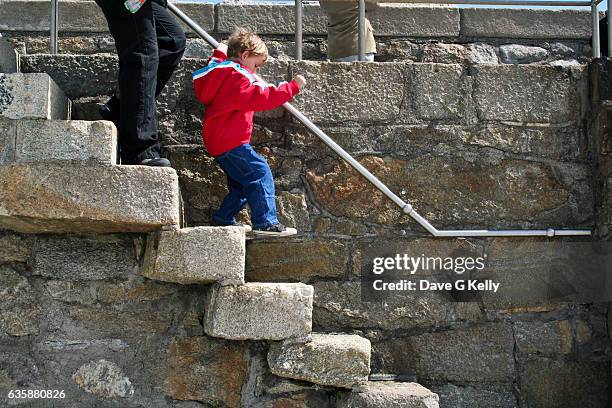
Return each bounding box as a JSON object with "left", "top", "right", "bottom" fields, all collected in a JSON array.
[
  {"left": 212, "top": 49, "right": 227, "bottom": 60},
  {"left": 288, "top": 79, "right": 301, "bottom": 95}
]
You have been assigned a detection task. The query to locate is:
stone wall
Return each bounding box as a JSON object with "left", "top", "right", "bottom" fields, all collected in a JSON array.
[{"left": 1, "top": 2, "right": 611, "bottom": 407}]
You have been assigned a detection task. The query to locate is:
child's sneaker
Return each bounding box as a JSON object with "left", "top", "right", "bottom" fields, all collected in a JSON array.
[{"left": 253, "top": 223, "right": 297, "bottom": 237}]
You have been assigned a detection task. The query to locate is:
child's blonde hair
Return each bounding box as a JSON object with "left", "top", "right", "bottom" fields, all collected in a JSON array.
[{"left": 227, "top": 27, "right": 268, "bottom": 63}]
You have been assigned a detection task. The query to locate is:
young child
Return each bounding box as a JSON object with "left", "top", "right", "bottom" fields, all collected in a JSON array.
[{"left": 193, "top": 28, "right": 306, "bottom": 237}]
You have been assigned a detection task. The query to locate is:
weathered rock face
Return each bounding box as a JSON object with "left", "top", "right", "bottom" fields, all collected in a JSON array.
[
  {"left": 142, "top": 226, "right": 245, "bottom": 286},
  {"left": 0, "top": 264, "right": 40, "bottom": 336},
  {"left": 204, "top": 283, "right": 313, "bottom": 341},
  {"left": 268, "top": 333, "right": 371, "bottom": 388},
  {"left": 0, "top": 163, "right": 180, "bottom": 233},
  {"left": 0, "top": 73, "right": 70, "bottom": 120},
  {"left": 337, "top": 381, "right": 440, "bottom": 408},
  {"left": 165, "top": 337, "right": 248, "bottom": 408},
  {"left": 72, "top": 359, "right": 134, "bottom": 399},
  {"left": 499, "top": 44, "right": 548, "bottom": 64}
]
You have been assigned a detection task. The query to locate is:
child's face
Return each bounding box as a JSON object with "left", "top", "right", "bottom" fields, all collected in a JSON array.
[{"left": 239, "top": 51, "right": 266, "bottom": 73}]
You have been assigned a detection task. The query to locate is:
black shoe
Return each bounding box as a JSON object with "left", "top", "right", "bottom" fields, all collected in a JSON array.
[
  {"left": 99, "top": 95, "right": 120, "bottom": 125},
  {"left": 139, "top": 157, "right": 172, "bottom": 167},
  {"left": 253, "top": 223, "right": 297, "bottom": 237}
]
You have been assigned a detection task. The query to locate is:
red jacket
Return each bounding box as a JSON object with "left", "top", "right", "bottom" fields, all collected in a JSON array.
[{"left": 193, "top": 49, "right": 301, "bottom": 157}]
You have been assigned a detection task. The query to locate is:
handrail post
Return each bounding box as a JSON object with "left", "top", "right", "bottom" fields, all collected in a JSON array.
[
  {"left": 295, "top": 0, "right": 303, "bottom": 60},
  {"left": 358, "top": 0, "right": 366, "bottom": 61},
  {"left": 592, "top": 0, "right": 600, "bottom": 57},
  {"left": 50, "top": 0, "right": 59, "bottom": 54}
]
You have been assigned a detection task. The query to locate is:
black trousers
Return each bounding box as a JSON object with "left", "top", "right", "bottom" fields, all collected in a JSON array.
[{"left": 94, "top": 0, "right": 186, "bottom": 164}]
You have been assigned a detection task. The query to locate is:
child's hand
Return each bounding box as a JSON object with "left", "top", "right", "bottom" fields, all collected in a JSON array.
[
  {"left": 293, "top": 75, "right": 306, "bottom": 88},
  {"left": 217, "top": 42, "right": 228, "bottom": 54}
]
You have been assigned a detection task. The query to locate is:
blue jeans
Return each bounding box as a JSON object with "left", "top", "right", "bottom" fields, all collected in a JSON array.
[{"left": 212, "top": 144, "right": 279, "bottom": 229}]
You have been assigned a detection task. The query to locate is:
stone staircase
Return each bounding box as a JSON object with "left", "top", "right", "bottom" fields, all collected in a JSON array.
[{"left": 0, "top": 38, "right": 439, "bottom": 407}]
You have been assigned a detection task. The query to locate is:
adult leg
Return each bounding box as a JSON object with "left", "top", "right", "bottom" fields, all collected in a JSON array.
[
  {"left": 212, "top": 172, "right": 248, "bottom": 225},
  {"left": 152, "top": 2, "right": 186, "bottom": 97},
  {"left": 95, "top": 0, "right": 160, "bottom": 164}
]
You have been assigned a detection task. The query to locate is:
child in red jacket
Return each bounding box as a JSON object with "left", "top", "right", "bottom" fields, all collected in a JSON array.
[{"left": 193, "top": 28, "right": 306, "bottom": 237}]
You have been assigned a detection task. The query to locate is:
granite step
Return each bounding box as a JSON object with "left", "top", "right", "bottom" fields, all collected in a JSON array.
[
  {"left": 267, "top": 332, "right": 371, "bottom": 388},
  {"left": 0, "top": 163, "right": 180, "bottom": 233},
  {"left": 204, "top": 282, "right": 313, "bottom": 341},
  {"left": 337, "top": 381, "right": 440, "bottom": 408},
  {"left": 0, "top": 119, "right": 116, "bottom": 165},
  {"left": 142, "top": 226, "right": 245, "bottom": 286},
  {"left": 0, "top": 73, "right": 70, "bottom": 120}
]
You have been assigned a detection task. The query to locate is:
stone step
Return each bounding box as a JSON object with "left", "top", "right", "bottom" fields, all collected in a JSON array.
[
  {"left": 0, "top": 73, "right": 70, "bottom": 120},
  {"left": 0, "top": 163, "right": 180, "bottom": 233},
  {"left": 267, "top": 332, "right": 371, "bottom": 388},
  {"left": 142, "top": 226, "right": 245, "bottom": 286},
  {"left": 0, "top": 36, "right": 18, "bottom": 73},
  {"left": 204, "top": 282, "right": 313, "bottom": 341},
  {"left": 0, "top": 119, "right": 116, "bottom": 165},
  {"left": 337, "top": 381, "right": 440, "bottom": 408}
]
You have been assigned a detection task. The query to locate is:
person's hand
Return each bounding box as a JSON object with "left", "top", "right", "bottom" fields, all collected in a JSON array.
[
  {"left": 217, "top": 42, "right": 228, "bottom": 54},
  {"left": 293, "top": 74, "right": 306, "bottom": 88}
]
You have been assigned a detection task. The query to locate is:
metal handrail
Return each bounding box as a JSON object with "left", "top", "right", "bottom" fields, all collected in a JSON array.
[{"left": 168, "top": 2, "right": 590, "bottom": 237}]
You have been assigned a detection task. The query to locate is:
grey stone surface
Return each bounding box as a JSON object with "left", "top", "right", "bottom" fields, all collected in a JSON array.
[
  {"left": 0, "top": 265, "right": 40, "bottom": 336},
  {"left": 514, "top": 320, "right": 573, "bottom": 355},
  {"left": 0, "top": 73, "right": 70, "bottom": 120},
  {"left": 412, "top": 63, "right": 472, "bottom": 121},
  {"left": 142, "top": 226, "right": 245, "bottom": 286},
  {"left": 217, "top": 3, "right": 326, "bottom": 34},
  {"left": 473, "top": 64, "right": 586, "bottom": 123},
  {"left": 72, "top": 359, "right": 134, "bottom": 399},
  {"left": 204, "top": 282, "right": 313, "bottom": 340},
  {"left": 0, "top": 119, "right": 116, "bottom": 165},
  {"left": 0, "top": 36, "right": 18, "bottom": 73},
  {"left": 519, "top": 358, "right": 610, "bottom": 408},
  {"left": 0, "top": 231, "right": 33, "bottom": 262},
  {"left": 377, "top": 323, "right": 515, "bottom": 382},
  {"left": 460, "top": 9, "right": 591, "bottom": 39},
  {"left": 0, "top": 163, "right": 180, "bottom": 233},
  {"left": 466, "top": 43, "right": 499, "bottom": 64},
  {"left": 431, "top": 384, "right": 517, "bottom": 408},
  {"left": 337, "top": 381, "right": 440, "bottom": 408},
  {"left": 267, "top": 333, "right": 371, "bottom": 388},
  {"left": 30, "top": 235, "right": 139, "bottom": 281},
  {"left": 313, "top": 281, "right": 448, "bottom": 331},
  {"left": 290, "top": 61, "right": 406, "bottom": 123},
  {"left": 499, "top": 44, "right": 548, "bottom": 64},
  {"left": 0, "top": 0, "right": 213, "bottom": 33},
  {"left": 369, "top": 4, "right": 460, "bottom": 37}
]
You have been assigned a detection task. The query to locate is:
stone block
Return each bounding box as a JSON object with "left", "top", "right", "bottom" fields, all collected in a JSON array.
[
  {"left": 30, "top": 235, "right": 138, "bottom": 281},
  {"left": 0, "top": 163, "right": 180, "bottom": 233},
  {"left": 0, "top": 265, "right": 40, "bottom": 336},
  {"left": 473, "top": 64, "right": 586, "bottom": 123},
  {"left": 72, "top": 359, "right": 134, "bottom": 399},
  {"left": 0, "top": 231, "right": 33, "bottom": 262},
  {"left": 306, "top": 155, "right": 591, "bottom": 229},
  {"left": 20, "top": 54, "right": 117, "bottom": 99},
  {"left": 246, "top": 238, "right": 348, "bottom": 282},
  {"left": 142, "top": 226, "right": 245, "bottom": 286},
  {"left": 460, "top": 8, "right": 591, "bottom": 39},
  {"left": 369, "top": 4, "right": 460, "bottom": 37},
  {"left": 313, "top": 281, "right": 448, "bottom": 331},
  {"left": 514, "top": 320, "right": 573, "bottom": 355},
  {"left": 431, "top": 384, "right": 517, "bottom": 408},
  {"left": 337, "top": 381, "right": 439, "bottom": 408},
  {"left": 165, "top": 337, "right": 248, "bottom": 407},
  {"left": 267, "top": 333, "right": 371, "bottom": 388},
  {"left": 376, "top": 323, "right": 515, "bottom": 382},
  {"left": 519, "top": 358, "right": 610, "bottom": 408},
  {"left": 290, "top": 61, "right": 407, "bottom": 124},
  {"left": 499, "top": 44, "right": 548, "bottom": 64},
  {"left": 217, "top": 3, "right": 326, "bottom": 34},
  {"left": 1, "top": 119, "right": 116, "bottom": 165},
  {"left": 204, "top": 283, "right": 313, "bottom": 340},
  {"left": 0, "top": 73, "right": 70, "bottom": 120},
  {"left": 412, "top": 63, "right": 472, "bottom": 121},
  {"left": 0, "top": 36, "right": 19, "bottom": 73}
]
